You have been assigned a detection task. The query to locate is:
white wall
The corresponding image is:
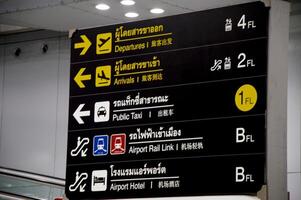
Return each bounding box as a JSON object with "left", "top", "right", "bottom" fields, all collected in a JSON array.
[
  {"left": 54, "top": 36, "right": 70, "bottom": 178},
  {"left": 287, "top": 9, "right": 301, "bottom": 200},
  {"left": 0, "top": 31, "right": 69, "bottom": 178},
  {"left": 0, "top": 40, "right": 4, "bottom": 154}
]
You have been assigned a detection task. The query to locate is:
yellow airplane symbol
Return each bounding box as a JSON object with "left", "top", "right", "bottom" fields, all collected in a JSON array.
[
  {"left": 95, "top": 66, "right": 111, "bottom": 87},
  {"left": 96, "top": 33, "right": 112, "bottom": 55},
  {"left": 74, "top": 68, "right": 91, "bottom": 88},
  {"left": 74, "top": 35, "right": 92, "bottom": 56}
]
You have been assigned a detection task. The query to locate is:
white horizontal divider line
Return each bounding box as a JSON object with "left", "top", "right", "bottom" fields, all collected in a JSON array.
[
  {"left": 70, "top": 75, "right": 266, "bottom": 98},
  {"left": 113, "top": 104, "right": 174, "bottom": 113},
  {"left": 129, "top": 137, "right": 204, "bottom": 145},
  {"left": 110, "top": 176, "right": 180, "bottom": 182},
  {"left": 69, "top": 113, "right": 265, "bottom": 133}
]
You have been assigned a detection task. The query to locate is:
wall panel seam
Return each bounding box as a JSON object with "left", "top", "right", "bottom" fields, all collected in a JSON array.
[{"left": 53, "top": 37, "right": 61, "bottom": 177}]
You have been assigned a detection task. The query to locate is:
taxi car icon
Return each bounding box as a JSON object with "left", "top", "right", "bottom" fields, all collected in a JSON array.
[{"left": 97, "top": 106, "right": 107, "bottom": 117}]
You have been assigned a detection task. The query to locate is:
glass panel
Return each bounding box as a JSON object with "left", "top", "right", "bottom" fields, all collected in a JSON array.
[{"left": 0, "top": 174, "right": 64, "bottom": 200}]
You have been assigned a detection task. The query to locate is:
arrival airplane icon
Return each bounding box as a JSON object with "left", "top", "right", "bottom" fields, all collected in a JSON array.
[
  {"left": 98, "top": 70, "right": 110, "bottom": 81},
  {"left": 95, "top": 66, "right": 111, "bottom": 87}
]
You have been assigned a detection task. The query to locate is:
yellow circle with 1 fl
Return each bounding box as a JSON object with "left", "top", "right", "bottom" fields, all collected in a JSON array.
[{"left": 235, "top": 84, "right": 258, "bottom": 112}]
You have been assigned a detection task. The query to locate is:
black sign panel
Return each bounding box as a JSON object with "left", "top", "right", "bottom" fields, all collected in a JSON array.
[
  {"left": 67, "top": 1, "right": 269, "bottom": 199},
  {"left": 70, "top": 39, "right": 267, "bottom": 96},
  {"left": 69, "top": 76, "right": 266, "bottom": 130},
  {"left": 67, "top": 115, "right": 265, "bottom": 165},
  {"left": 70, "top": 2, "right": 268, "bottom": 63},
  {"left": 66, "top": 155, "right": 265, "bottom": 199}
]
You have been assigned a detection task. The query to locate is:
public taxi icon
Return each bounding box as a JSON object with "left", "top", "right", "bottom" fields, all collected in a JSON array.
[{"left": 94, "top": 101, "right": 110, "bottom": 122}]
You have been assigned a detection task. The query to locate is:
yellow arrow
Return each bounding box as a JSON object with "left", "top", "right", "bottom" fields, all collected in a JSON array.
[
  {"left": 74, "top": 35, "right": 91, "bottom": 56},
  {"left": 74, "top": 68, "right": 91, "bottom": 88}
]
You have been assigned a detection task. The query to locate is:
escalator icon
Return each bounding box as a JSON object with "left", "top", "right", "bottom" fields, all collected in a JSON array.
[
  {"left": 71, "top": 137, "right": 89, "bottom": 157},
  {"left": 69, "top": 171, "right": 88, "bottom": 192}
]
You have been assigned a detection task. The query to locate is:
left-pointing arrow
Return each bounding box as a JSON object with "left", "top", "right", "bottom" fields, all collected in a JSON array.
[
  {"left": 74, "top": 68, "right": 91, "bottom": 88},
  {"left": 74, "top": 35, "right": 92, "bottom": 56},
  {"left": 73, "top": 104, "right": 90, "bottom": 124}
]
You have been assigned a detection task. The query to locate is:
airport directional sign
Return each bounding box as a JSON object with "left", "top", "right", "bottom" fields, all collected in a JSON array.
[{"left": 66, "top": 1, "right": 269, "bottom": 199}]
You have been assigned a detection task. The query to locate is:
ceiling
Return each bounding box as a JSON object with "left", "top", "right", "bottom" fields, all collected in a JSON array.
[{"left": 0, "top": 0, "right": 259, "bottom": 33}]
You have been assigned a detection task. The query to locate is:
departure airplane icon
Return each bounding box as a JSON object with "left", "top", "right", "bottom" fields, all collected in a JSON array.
[
  {"left": 96, "top": 33, "right": 112, "bottom": 55},
  {"left": 98, "top": 36, "right": 111, "bottom": 49}
]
